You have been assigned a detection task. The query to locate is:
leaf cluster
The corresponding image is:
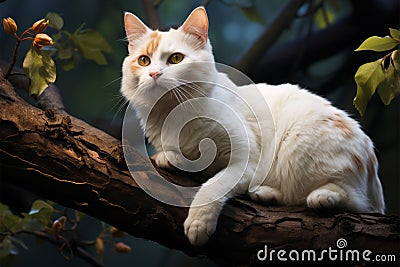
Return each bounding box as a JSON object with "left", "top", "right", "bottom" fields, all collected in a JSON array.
[
  {"left": 313, "top": 0, "right": 340, "bottom": 29},
  {"left": 353, "top": 28, "right": 400, "bottom": 116},
  {"left": 0, "top": 201, "right": 53, "bottom": 260},
  {"left": 46, "top": 12, "right": 112, "bottom": 71},
  {"left": 0, "top": 201, "right": 131, "bottom": 265},
  {"left": 2, "top": 12, "right": 112, "bottom": 97},
  {"left": 217, "top": 0, "right": 263, "bottom": 24}
]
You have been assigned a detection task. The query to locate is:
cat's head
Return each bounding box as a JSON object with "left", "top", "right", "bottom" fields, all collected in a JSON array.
[{"left": 121, "top": 7, "right": 216, "bottom": 107}]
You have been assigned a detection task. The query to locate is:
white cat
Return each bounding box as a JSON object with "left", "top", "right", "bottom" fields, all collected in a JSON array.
[{"left": 121, "top": 6, "right": 385, "bottom": 246}]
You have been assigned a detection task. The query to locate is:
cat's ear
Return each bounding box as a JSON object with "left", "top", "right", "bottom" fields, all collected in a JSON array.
[
  {"left": 180, "top": 6, "right": 208, "bottom": 47},
  {"left": 124, "top": 12, "right": 150, "bottom": 46}
]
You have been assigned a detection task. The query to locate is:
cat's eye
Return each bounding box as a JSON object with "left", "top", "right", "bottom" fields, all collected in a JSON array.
[
  {"left": 167, "top": 53, "right": 184, "bottom": 64},
  {"left": 138, "top": 55, "right": 151, "bottom": 66}
]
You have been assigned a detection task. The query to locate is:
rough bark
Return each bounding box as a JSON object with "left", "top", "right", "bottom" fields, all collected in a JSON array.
[{"left": 1, "top": 74, "right": 399, "bottom": 266}]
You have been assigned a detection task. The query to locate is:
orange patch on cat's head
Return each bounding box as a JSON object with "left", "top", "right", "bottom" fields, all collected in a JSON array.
[
  {"left": 144, "top": 31, "right": 161, "bottom": 56},
  {"left": 130, "top": 60, "right": 141, "bottom": 74}
]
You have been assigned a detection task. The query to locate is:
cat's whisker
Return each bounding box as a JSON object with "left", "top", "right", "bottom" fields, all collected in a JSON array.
[
  {"left": 163, "top": 80, "right": 183, "bottom": 104},
  {"left": 162, "top": 79, "right": 185, "bottom": 104},
  {"left": 176, "top": 87, "right": 206, "bottom": 112},
  {"left": 162, "top": 78, "right": 200, "bottom": 112},
  {"left": 103, "top": 76, "right": 122, "bottom": 88},
  {"left": 174, "top": 87, "right": 197, "bottom": 112},
  {"left": 173, "top": 88, "right": 192, "bottom": 112},
  {"left": 174, "top": 79, "right": 208, "bottom": 98},
  {"left": 171, "top": 88, "right": 182, "bottom": 105},
  {"left": 163, "top": 77, "right": 207, "bottom": 99},
  {"left": 110, "top": 94, "right": 129, "bottom": 121}
]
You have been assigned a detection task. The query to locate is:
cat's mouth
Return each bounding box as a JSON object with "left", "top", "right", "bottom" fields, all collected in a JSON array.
[{"left": 147, "top": 78, "right": 163, "bottom": 89}]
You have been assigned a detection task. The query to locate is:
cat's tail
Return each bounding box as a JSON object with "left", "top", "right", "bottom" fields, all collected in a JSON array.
[{"left": 366, "top": 152, "right": 385, "bottom": 214}]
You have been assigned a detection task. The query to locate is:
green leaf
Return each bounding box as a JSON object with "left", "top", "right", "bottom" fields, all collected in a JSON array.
[
  {"left": 238, "top": 6, "right": 263, "bottom": 24},
  {"left": 23, "top": 48, "right": 57, "bottom": 96},
  {"left": 57, "top": 45, "right": 73, "bottom": 60},
  {"left": 81, "top": 49, "right": 107, "bottom": 65},
  {"left": 28, "top": 200, "right": 53, "bottom": 218},
  {"left": 22, "top": 200, "right": 54, "bottom": 232},
  {"left": 377, "top": 63, "right": 400, "bottom": 105},
  {"left": 7, "top": 237, "right": 27, "bottom": 251},
  {"left": 21, "top": 217, "right": 46, "bottom": 232},
  {"left": 314, "top": 8, "right": 335, "bottom": 29},
  {"left": 233, "top": 0, "right": 263, "bottom": 24},
  {"left": 353, "top": 59, "right": 386, "bottom": 116},
  {"left": 0, "top": 237, "right": 18, "bottom": 259},
  {"left": 61, "top": 58, "right": 78, "bottom": 71},
  {"left": 73, "top": 23, "right": 86, "bottom": 36},
  {"left": 355, "top": 36, "right": 398, "bottom": 52},
  {"left": 46, "top": 12, "right": 64, "bottom": 30},
  {"left": 325, "top": 0, "right": 340, "bottom": 12},
  {"left": 0, "top": 253, "right": 15, "bottom": 267},
  {"left": 51, "top": 32, "right": 62, "bottom": 42},
  {"left": 392, "top": 50, "right": 400, "bottom": 71},
  {"left": 389, "top": 28, "right": 400, "bottom": 41},
  {"left": 72, "top": 29, "right": 112, "bottom": 65},
  {"left": 0, "top": 204, "right": 23, "bottom": 233}
]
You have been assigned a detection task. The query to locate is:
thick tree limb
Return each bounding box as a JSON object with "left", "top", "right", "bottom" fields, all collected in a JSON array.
[{"left": 1, "top": 75, "right": 399, "bottom": 266}]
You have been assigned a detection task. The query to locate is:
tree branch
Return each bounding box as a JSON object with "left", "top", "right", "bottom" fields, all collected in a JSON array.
[
  {"left": 247, "top": 0, "right": 400, "bottom": 84},
  {"left": 1, "top": 70, "right": 399, "bottom": 265},
  {"left": 25, "top": 230, "right": 104, "bottom": 267},
  {"left": 235, "top": 0, "right": 306, "bottom": 74},
  {"left": 142, "top": 0, "right": 161, "bottom": 29}
]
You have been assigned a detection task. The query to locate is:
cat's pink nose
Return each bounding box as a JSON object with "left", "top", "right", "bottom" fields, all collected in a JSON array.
[{"left": 149, "top": 71, "right": 161, "bottom": 79}]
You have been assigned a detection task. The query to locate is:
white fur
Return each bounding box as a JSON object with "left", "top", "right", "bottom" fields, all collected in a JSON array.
[{"left": 121, "top": 7, "right": 385, "bottom": 246}]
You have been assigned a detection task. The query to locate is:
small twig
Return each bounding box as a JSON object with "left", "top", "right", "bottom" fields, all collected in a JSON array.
[
  {"left": 219, "top": 0, "right": 234, "bottom": 6},
  {"left": 76, "top": 246, "right": 104, "bottom": 267},
  {"left": 57, "top": 235, "right": 74, "bottom": 260},
  {"left": 22, "top": 230, "right": 104, "bottom": 267},
  {"left": 235, "top": 0, "right": 307, "bottom": 74},
  {"left": 142, "top": 0, "right": 161, "bottom": 29},
  {"left": 296, "top": 0, "right": 322, "bottom": 18},
  {"left": 320, "top": 2, "right": 331, "bottom": 27},
  {"left": 4, "top": 28, "right": 35, "bottom": 79},
  {"left": 203, "top": 0, "right": 212, "bottom": 6},
  {"left": 5, "top": 35, "right": 21, "bottom": 79},
  {"left": 77, "top": 240, "right": 97, "bottom": 247},
  {"left": 153, "top": 0, "right": 164, "bottom": 8},
  {"left": 290, "top": 0, "right": 315, "bottom": 76}
]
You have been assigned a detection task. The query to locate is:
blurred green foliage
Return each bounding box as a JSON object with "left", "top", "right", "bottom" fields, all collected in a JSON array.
[{"left": 46, "top": 12, "right": 112, "bottom": 71}]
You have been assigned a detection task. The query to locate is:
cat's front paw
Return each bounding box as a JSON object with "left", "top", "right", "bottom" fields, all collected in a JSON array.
[
  {"left": 249, "top": 185, "right": 283, "bottom": 205},
  {"left": 184, "top": 206, "right": 218, "bottom": 246},
  {"left": 151, "top": 151, "right": 174, "bottom": 169},
  {"left": 307, "top": 188, "right": 341, "bottom": 210}
]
